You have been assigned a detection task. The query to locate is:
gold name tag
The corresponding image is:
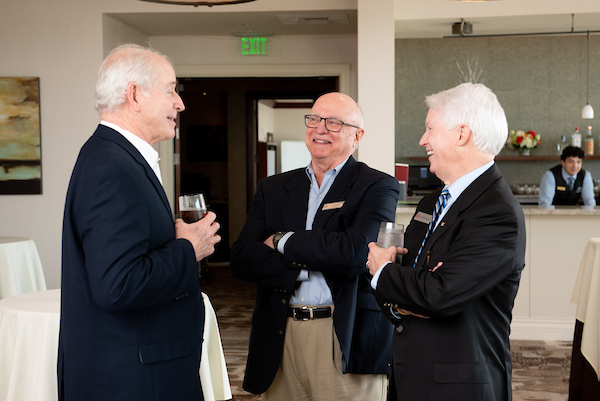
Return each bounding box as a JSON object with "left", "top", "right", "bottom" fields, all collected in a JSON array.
[
  {"left": 415, "top": 212, "right": 432, "bottom": 224},
  {"left": 557, "top": 186, "right": 567, "bottom": 192},
  {"left": 323, "top": 201, "right": 345, "bottom": 211}
]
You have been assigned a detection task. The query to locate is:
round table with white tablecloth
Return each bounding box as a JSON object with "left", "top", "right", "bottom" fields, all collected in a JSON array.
[
  {"left": 569, "top": 237, "right": 600, "bottom": 400},
  {"left": 0, "top": 237, "right": 46, "bottom": 299},
  {"left": 0, "top": 289, "right": 231, "bottom": 401}
]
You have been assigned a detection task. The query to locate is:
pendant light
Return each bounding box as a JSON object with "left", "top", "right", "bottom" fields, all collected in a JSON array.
[
  {"left": 139, "top": 0, "right": 256, "bottom": 6},
  {"left": 582, "top": 30, "right": 594, "bottom": 119}
]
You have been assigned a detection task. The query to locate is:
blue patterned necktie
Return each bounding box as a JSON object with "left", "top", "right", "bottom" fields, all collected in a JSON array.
[
  {"left": 413, "top": 188, "right": 451, "bottom": 267},
  {"left": 568, "top": 177, "right": 575, "bottom": 191}
]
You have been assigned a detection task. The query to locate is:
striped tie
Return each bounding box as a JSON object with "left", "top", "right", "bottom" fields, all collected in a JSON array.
[{"left": 413, "top": 188, "right": 450, "bottom": 267}]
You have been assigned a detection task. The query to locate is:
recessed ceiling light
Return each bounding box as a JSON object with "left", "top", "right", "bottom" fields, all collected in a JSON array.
[{"left": 277, "top": 14, "right": 349, "bottom": 25}]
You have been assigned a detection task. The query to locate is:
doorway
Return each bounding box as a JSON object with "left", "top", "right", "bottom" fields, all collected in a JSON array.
[{"left": 176, "top": 77, "right": 338, "bottom": 262}]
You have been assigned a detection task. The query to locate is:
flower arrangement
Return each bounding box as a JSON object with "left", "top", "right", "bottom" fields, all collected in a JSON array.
[{"left": 507, "top": 129, "right": 541, "bottom": 151}]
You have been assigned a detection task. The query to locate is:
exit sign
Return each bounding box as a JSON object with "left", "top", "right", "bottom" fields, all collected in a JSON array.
[{"left": 241, "top": 37, "right": 267, "bottom": 55}]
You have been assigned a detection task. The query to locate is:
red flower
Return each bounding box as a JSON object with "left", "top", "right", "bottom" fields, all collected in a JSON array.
[
  {"left": 527, "top": 130, "right": 536, "bottom": 138},
  {"left": 516, "top": 136, "right": 524, "bottom": 144}
]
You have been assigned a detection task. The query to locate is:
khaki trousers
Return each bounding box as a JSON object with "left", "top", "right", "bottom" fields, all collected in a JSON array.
[{"left": 262, "top": 305, "right": 387, "bottom": 401}]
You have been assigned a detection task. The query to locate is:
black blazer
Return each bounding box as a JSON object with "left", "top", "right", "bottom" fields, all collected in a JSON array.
[
  {"left": 59, "top": 125, "right": 203, "bottom": 401},
  {"left": 230, "top": 156, "right": 400, "bottom": 394},
  {"left": 375, "top": 164, "right": 526, "bottom": 401}
]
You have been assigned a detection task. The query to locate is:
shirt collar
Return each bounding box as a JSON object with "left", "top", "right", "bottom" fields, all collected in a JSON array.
[
  {"left": 446, "top": 160, "right": 495, "bottom": 201},
  {"left": 305, "top": 157, "right": 350, "bottom": 181},
  {"left": 561, "top": 167, "right": 576, "bottom": 180},
  {"left": 100, "top": 121, "right": 160, "bottom": 168}
]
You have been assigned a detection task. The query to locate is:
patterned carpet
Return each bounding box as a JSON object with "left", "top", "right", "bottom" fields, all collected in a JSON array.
[{"left": 202, "top": 264, "right": 572, "bottom": 401}]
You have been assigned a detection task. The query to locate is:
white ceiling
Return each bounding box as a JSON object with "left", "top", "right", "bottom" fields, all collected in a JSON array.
[{"left": 107, "top": 9, "right": 600, "bottom": 39}]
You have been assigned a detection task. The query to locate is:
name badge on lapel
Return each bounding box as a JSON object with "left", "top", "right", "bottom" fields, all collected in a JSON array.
[
  {"left": 414, "top": 212, "right": 432, "bottom": 224},
  {"left": 557, "top": 186, "right": 566, "bottom": 192},
  {"left": 323, "top": 201, "right": 345, "bottom": 211}
]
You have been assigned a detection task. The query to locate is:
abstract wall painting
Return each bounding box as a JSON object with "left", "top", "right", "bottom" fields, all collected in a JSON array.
[{"left": 0, "top": 77, "right": 41, "bottom": 194}]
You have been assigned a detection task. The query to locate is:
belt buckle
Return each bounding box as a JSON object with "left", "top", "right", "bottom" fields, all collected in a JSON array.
[{"left": 293, "top": 306, "right": 313, "bottom": 321}]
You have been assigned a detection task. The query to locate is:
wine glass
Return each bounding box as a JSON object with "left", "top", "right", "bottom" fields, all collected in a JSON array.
[{"left": 179, "top": 194, "right": 208, "bottom": 223}]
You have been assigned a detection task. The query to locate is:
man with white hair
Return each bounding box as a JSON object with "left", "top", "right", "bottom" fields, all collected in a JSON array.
[
  {"left": 367, "top": 83, "right": 526, "bottom": 401},
  {"left": 59, "top": 44, "right": 220, "bottom": 400}
]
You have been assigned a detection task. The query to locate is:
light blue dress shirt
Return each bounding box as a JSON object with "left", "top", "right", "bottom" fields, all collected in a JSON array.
[
  {"left": 277, "top": 158, "right": 349, "bottom": 306},
  {"left": 370, "top": 161, "right": 495, "bottom": 289},
  {"left": 538, "top": 167, "right": 596, "bottom": 206}
]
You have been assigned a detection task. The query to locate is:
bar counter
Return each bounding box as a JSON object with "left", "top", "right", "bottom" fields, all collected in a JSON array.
[{"left": 395, "top": 204, "right": 600, "bottom": 341}]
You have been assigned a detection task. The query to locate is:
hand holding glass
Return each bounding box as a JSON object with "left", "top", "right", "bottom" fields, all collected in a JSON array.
[
  {"left": 376, "top": 222, "right": 404, "bottom": 263},
  {"left": 179, "top": 194, "right": 208, "bottom": 223}
]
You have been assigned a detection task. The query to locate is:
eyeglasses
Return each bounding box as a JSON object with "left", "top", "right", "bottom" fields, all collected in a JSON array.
[{"left": 304, "top": 115, "right": 361, "bottom": 132}]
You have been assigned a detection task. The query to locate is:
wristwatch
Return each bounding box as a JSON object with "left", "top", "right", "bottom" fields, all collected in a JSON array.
[{"left": 272, "top": 231, "right": 286, "bottom": 250}]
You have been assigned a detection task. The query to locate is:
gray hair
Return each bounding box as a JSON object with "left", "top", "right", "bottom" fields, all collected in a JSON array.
[
  {"left": 425, "top": 83, "right": 508, "bottom": 156},
  {"left": 95, "top": 44, "right": 173, "bottom": 115}
]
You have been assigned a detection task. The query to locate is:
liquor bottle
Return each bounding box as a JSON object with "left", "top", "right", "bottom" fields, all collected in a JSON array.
[
  {"left": 585, "top": 126, "right": 594, "bottom": 155},
  {"left": 556, "top": 135, "right": 567, "bottom": 154},
  {"left": 572, "top": 127, "right": 582, "bottom": 147}
]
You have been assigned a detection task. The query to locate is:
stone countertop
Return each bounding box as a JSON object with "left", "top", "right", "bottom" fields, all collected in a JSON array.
[{"left": 397, "top": 203, "right": 600, "bottom": 215}]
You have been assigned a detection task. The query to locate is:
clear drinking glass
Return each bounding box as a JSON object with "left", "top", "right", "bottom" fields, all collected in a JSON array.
[
  {"left": 376, "top": 222, "right": 404, "bottom": 262},
  {"left": 179, "top": 193, "right": 208, "bottom": 223}
]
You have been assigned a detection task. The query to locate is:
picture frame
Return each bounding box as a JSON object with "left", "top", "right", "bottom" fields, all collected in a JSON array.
[{"left": 0, "top": 77, "right": 42, "bottom": 194}]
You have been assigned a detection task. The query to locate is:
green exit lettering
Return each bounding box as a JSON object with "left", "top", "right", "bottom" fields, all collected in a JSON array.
[{"left": 241, "top": 38, "right": 267, "bottom": 55}]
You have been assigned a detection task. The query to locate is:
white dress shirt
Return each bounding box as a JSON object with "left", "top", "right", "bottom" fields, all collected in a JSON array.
[{"left": 100, "top": 121, "right": 163, "bottom": 185}]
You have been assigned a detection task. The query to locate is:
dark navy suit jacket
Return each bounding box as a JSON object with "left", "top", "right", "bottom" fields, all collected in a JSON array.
[
  {"left": 230, "top": 156, "right": 400, "bottom": 394},
  {"left": 59, "top": 125, "right": 204, "bottom": 400},
  {"left": 375, "top": 164, "right": 526, "bottom": 401}
]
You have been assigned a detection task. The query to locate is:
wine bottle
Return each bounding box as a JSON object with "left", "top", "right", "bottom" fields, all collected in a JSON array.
[
  {"left": 572, "top": 127, "right": 582, "bottom": 147},
  {"left": 585, "top": 126, "right": 594, "bottom": 155}
]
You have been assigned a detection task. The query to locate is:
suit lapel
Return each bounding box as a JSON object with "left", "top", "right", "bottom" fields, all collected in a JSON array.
[
  {"left": 282, "top": 169, "right": 311, "bottom": 231},
  {"left": 94, "top": 125, "right": 173, "bottom": 218},
  {"left": 423, "top": 164, "right": 502, "bottom": 247}
]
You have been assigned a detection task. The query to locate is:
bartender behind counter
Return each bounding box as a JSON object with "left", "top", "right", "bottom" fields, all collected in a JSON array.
[{"left": 538, "top": 145, "right": 596, "bottom": 206}]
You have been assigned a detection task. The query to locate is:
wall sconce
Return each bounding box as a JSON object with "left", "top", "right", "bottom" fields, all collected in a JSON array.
[
  {"left": 582, "top": 31, "right": 594, "bottom": 119},
  {"left": 139, "top": 0, "right": 256, "bottom": 6}
]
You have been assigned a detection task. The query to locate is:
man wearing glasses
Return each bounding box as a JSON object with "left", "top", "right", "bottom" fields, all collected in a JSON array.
[{"left": 231, "top": 92, "right": 399, "bottom": 400}]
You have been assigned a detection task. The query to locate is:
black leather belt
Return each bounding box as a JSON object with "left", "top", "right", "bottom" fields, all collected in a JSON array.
[{"left": 287, "top": 306, "right": 332, "bottom": 321}]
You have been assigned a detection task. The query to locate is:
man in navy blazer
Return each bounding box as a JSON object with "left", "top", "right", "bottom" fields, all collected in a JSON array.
[
  {"left": 231, "top": 92, "right": 399, "bottom": 400},
  {"left": 368, "top": 83, "right": 526, "bottom": 401},
  {"left": 59, "top": 44, "right": 221, "bottom": 400}
]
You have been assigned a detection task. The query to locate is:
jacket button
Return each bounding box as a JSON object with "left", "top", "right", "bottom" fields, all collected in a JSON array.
[
  {"left": 282, "top": 299, "right": 287, "bottom": 305},
  {"left": 278, "top": 330, "right": 284, "bottom": 335},
  {"left": 395, "top": 325, "right": 404, "bottom": 333}
]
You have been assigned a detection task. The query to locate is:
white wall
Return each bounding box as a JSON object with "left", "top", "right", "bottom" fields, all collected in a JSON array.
[
  {"left": 357, "top": 0, "right": 395, "bottom": 176},
  {"left": 0, "top": 1, "right": 102, "bottom": 290},
  {"left": 257, "top": 102, "right": 275, "bottom": 143}
]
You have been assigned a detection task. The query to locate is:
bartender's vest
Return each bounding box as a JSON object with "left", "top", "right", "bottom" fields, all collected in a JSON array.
[{"left": 550, "top": 164, "right": 585, "bottom": 205}]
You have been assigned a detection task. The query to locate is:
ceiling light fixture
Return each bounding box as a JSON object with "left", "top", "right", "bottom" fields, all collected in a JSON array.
[
  {"left": 582, "top": 30, "right": 594, "bottom": 119},
  {"left": 231, "top": 32, "right": 274, "bottom": 37},
  {"left": 139, "top": 0, "right": 256, "bottom": 7}
]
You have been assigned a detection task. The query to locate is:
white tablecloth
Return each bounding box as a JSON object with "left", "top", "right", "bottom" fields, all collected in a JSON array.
[
  {"left": 0, "top": 237, "right": 46, "bottom": 299},
  {"left": 201, "top": 292, "right": 233, "bottom": 400},
  {"left": 571, "top": 237, "right": 600, "bottom": 380},
  {"left": 0, "top": 290, "right": 231, "bottom": 401}
]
